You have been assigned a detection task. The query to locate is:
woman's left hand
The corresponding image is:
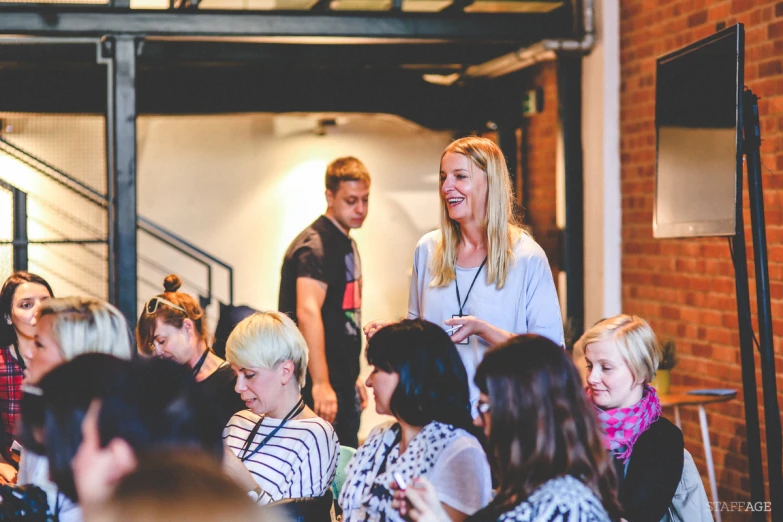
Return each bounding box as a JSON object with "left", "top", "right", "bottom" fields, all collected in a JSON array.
[
  {"left": 391, "top": 477, "right": 451, "bottom": 522},
  {"left": 444, "top": 316, "right": 513, "bottom": 346},
  {"left": 443, "top": 316, "right": 484, "bottom": 344}
]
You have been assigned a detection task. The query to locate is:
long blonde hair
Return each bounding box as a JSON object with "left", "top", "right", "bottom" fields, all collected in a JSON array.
[{"left": 431, "top": 136, "right": 525, "bottom": 290}]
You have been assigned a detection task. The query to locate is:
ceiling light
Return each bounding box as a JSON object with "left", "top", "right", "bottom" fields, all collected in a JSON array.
[
  {"left": 464, "top": 0, "right": 563, "bottom": 13},
  {"left": 422, "top": 73, "right": 460, "bottom": 86}
]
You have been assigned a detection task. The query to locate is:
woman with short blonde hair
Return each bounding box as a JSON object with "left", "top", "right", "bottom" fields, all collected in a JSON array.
[
  {"left": 583, "top": 314, "right": 710, "bottom": 522},
  {"left": 225, "top": 311, "right": 308, "bottom": 388},
  {"left": 19, "top": 296, "right": 135, "bottom": 522},
  {"left": 222, "top": 311, "right": 338, "bottom": 509}
]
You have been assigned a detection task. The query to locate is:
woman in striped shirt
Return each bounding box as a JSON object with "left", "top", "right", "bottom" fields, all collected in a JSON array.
[{"left": 222, "top": 311, "right": 339, "bottom": 504}]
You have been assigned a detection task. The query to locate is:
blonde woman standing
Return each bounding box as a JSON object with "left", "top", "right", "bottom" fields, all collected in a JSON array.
[{"left": 366, "top": 136, "right": 563, "bottom": 409}]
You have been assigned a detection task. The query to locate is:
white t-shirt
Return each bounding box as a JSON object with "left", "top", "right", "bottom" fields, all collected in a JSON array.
[
  {"left": 409, "top": 230, "right": 565, "bottom": 407},
  {"left": 18, "top": 450, "right": 82, "bottom": 522},
  {"left": 223, "top": 410, "right": 339, "bottom": 504}
]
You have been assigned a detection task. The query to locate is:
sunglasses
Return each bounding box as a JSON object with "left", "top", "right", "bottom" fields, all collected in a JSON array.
[{"left": 145, "top": 296, "right": 187, "bottom": 315}]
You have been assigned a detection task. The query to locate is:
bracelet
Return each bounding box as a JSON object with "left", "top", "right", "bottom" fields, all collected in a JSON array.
[{"left": 247, "top": 485, "right": 264, "bottom": 503}]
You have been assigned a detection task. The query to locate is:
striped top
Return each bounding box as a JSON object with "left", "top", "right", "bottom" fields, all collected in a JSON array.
[{"left": 223, "top": 409, "right": 339, "bottom": 504}]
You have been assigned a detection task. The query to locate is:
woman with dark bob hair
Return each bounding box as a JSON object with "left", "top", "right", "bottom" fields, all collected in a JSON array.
[
  {"left": 339, "top": 319, "right": 492, "bottom": 522},
  {"left": 394, "top": 334, "right": 621, "bottom": 522}
]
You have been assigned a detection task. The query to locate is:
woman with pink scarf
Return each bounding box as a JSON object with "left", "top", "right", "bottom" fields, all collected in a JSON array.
[{"left": 582, "top": 315, "right": 689, "bottom": 522}]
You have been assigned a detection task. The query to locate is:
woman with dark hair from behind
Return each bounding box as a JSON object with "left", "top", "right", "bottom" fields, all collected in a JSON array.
[
  {"left": 86, "top": 450, "right": 275, "bottom": 522},
  {"left": 394, "top": 334, "right": 621, "bottom": 522},
  {"left": 0, "top": 271, "right": 53, "bottom": 482},
  {"left": 30, "top": 354, "right": 131, "bottom": 503},
  {"left": 136, "top": 275, "right": 245, "bottom": 427},
  {"left": 339, "top": 319, "right": 492, "bottom": 522}
]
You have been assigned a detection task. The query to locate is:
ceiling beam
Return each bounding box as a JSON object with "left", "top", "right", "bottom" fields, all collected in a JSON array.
[{"left": 0, "top": 6, "right": 571, "bottom": 42}]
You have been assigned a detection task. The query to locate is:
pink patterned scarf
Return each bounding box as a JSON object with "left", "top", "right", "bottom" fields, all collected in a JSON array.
[{"left": 594, "top": 384, "right": 661, "bottom": 464}]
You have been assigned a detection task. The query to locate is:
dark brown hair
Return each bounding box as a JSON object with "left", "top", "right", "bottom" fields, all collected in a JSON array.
[
  {"left": 136, "top": 275, "right": 207, "bottom": 356},
  {"left": 324, "top": 156, "right": 371, "bottom": 193},
  {"left": 474, "top": 334, "right": 622, "bottom": 520},
  {"left": 0, "top": 271, "right": 54, "bottom": 347},
  {"left": 91, "top": 450, "right": 264, "bottom": 522}
]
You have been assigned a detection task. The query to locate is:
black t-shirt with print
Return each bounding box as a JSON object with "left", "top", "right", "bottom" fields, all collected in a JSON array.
[{"left": 278, "top": 215, "right": 362, "bottom": 390}]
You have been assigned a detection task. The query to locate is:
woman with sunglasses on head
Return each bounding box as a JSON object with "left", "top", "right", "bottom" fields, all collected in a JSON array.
[
  {"left": 0, "top": 271, "right": 54, "bottom": 484},
  {"left": 393, "top": 334, "right": 621, "bottom": 522},
  {"left": 339, "top": 319, "right": 491, "bottom": 522},
  {"left": 137, "top": 275, "right": 245, "bottom": 428}
]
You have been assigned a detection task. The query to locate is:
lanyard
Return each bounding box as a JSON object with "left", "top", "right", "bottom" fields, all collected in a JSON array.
[
  {"left": 191, "top": 348, "right": 210, "bottom": 377},
  {"left": 455, "top": 257, "right": 487, "bottom": 317},
  {"left": 241, "top": 397, "right": 305, "bottom": 462}
]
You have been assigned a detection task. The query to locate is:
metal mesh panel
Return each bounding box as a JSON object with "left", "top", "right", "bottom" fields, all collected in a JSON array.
[
  {"left": 28, "top": 243, "right": 108, "bottom": 300},
  {"left": 0, "top": 113, "right": 107, "bottom": 196},
  {"left": 0, "top": 111, "right": 109, "bottom": 299}
]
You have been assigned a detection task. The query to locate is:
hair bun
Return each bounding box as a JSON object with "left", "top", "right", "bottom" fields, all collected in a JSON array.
[{"left": 163, "top": 275, "right": 182, "bottom": 293}]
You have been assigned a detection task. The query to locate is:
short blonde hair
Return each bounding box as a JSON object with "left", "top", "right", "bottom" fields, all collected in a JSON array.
[
  {"left": 225, "top": 311, "right": 308, "bottom": 388},
  {"left": 580, "top": 314, "right": 660, "bottom": 384},
  {"left": 39, "top": 297, "right": 134, "bottom": 362}
]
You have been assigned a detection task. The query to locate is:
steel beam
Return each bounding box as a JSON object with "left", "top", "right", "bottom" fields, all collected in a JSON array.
[
  {"left": 12, "top": 187, "right": 28, "bottom": 272},
  {"left": 108, "top": 36, "right": 138, "bottom": 325},
  {"left": 557, "top": 54, "right": 584, "bottom": 337},
  {"left": 0, "top": 7, "right": 570, "bottom": 41}
]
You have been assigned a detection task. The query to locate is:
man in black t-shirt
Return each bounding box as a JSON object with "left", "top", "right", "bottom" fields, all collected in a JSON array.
[{"left": 278, "top": 157, "right": 370, "bottom": 448}]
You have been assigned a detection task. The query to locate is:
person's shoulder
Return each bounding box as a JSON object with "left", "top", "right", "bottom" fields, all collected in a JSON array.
[
  {"left": 630, "top": 416, "right": 684, "bottom": 463},
  {"left": 415, "top": 229, "right": 441, "bottom": 250},
  {"left": 294, "top": 415, "right": 339, "bottom": 440},
  {"left": 511, "top": 476, "right": 610, "bottom": 522},
  {"left": 511, "top": 227, "right": 548, "bottom": 260},
  {"left": 444, "top": 428, "right": 483, "bottom": 452},
  {"left": 285, "top": 218, "right": 326, "bottom": 253},
  {"left": 225, "top": 409, "right": 260, "bottom": 430}
]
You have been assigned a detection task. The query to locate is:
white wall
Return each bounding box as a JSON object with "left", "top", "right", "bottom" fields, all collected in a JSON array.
[
  {"left": 582, "top": 0, "right": 622, "bottom": 328},
  {"left": 137, "top": 112, "right": 451, "bottom": 437}
]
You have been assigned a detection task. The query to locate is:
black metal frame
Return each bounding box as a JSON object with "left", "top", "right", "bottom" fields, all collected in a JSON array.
[
  {"left": 740, "top": 89, "right": 782, "bottom": 520},
  {"left": 0, "top": 6, "right": 568, "bottom": 40},
  {"left": 557, "top": 53, "right": 584, "bottom": 336}
]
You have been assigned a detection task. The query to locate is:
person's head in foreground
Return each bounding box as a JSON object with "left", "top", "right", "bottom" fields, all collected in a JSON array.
[
  {"left": 30, "top": 354, "right": 131, "bottom": 502},
  {"left": 394, "top": 334, "right": 621, "bottom": 522},
  {"left": 84, "top": 450, "right": 275, "bottom": 522},
  {"left": 71, "top": 356, "right": 224, "bottom": 512}
]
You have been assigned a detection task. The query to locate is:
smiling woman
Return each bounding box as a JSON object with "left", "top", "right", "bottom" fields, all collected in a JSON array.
[
  {"left": 221, "top": 311, "right": 339, "bottom": 506},
  {"left": 364, "top": 136, "right": 564, "bottom": 413}
]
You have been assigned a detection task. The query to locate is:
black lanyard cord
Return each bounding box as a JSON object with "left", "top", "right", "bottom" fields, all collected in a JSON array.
[
  {"left": 455, "top": 256, "right": 488, "bottom": 317},
  {"left": 191, "top": 348, "right": 210, "bottom": 377},
  {"left": 241, "top": 397, "right": 305, "bottom": 462}
]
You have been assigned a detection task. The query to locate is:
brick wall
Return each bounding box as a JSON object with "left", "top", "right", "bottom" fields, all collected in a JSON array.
[
  {"left": 620, "top": 1, "right": 783, "bottom": 518},
  {"left": 520, "top": 61, "right": 561, "bottom": 283}
]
